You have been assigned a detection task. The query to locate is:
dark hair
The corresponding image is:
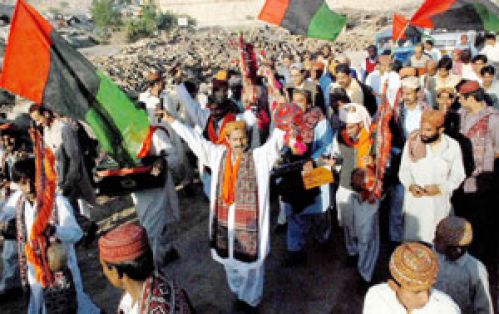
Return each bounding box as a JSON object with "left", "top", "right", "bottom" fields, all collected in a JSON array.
[
  {"left": 330, "top": 87, "right": 351, "bottom": 111},
  {"left": 460, "top": 49, "right": 472, "bottom": 63},
  {"left": 437, "top": 56, "right": 453, "bottom": 71},
  {"left": 292, "top": 88, "right": 312, "bottom": 105},
  {"left": 28, "top": 104, "right": 51, "bottom": 116},
  {"left": 472, "top": 54, "right": 488, "bottom": 64},
  {"left": 392, "top": 60, "right": 403, "bottom": 73},
  {"left": 425, "top": 39, "right": 434, "bottom": 47},
  {"left": 136, "top": 101, "right": 146, "bottom": 111},
  {"left": 335, "top": 63, "right": 351, "bottom": 75},
  {"left": 11, "top": 157, "right": 36, "bottom": 183},
  {"left": 481, "top": 65, "right": 496, "bottom": 76},
  {"left": 485, "top": 33, "right": 496, "bottom": 41},
  {"left": 367, "top": 44, "right": 377, "bottom": 51},
  {"left": 107, "top": 247, "right": 154, "bottom": 281}
]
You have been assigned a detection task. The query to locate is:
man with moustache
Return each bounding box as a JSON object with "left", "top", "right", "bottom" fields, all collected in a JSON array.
[
  {"left": 398, "top": 109, "right": 465, "bottom": 244},
  {"left": 157, "top": 110, "right": 285, "bottom": 312}
]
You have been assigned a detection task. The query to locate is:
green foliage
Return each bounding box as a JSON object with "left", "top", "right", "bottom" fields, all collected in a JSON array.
[
  {"left": 91, "top": 0, "right": 121, "bottom": 30},
  {"left": 125, "top": 4, "right": 158, "bottom": 42},
  {"left": 123, "top": 3, "right": 197, "bottom": 42},
  {"left": 59, "top": 1, "right": 70, "bottom": 9}
]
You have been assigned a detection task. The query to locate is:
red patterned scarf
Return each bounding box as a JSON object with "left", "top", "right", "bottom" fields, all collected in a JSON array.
[
  {"left": 139, "top": 273, "right": 193, "bottom": 314},
  {"left": 466, "top": 114, "right": 492, "bottom": 176},
  {"left": 212, "top": 150, "right": 259, "bottom": 262}
]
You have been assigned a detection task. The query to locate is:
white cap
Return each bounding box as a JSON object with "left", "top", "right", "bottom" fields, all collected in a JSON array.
[
  {"left": 401, "top": 76, "right": 420, "bottom": 89},
  {"left": 339, "top": 103, "right": 371, "bottom": 130}
]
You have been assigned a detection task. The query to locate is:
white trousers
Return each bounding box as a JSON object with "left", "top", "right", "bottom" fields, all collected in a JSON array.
[
  {"left": 336, "top": 186, "right": 380, "bottom": 282},
  {"left": 224, "top": 264, "right": 265, "bottom": 307}
]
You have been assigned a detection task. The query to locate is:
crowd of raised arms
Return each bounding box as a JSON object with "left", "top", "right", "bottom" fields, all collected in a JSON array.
[{"left": 0, "top": 31, "right": 498, "bottom": 314}]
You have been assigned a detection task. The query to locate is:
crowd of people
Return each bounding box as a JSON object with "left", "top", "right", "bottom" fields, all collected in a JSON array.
[{"left": 0, "top": 29, "right": 498, "bottom": 314}]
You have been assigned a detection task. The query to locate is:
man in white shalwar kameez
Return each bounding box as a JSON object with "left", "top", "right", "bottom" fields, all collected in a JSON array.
[
  {"left": 131, "top": 123, "right": 181, "bottom": 277},
  {"left": 434, "top": 216, "right": 494, "bottom": 314},
  {"left": 8, "top": 158, "right": 99, "bottom": 314},
  {"left": 364, "top": 242, "right": 460, "bottom": 314},
  {"left": 330, "top": 103, "right": 379, "bottom": 283},
  {"left": 159, "top": 110, "right": 284, "bottom": 310},
  {"left": 399, "top": 109, "right": 465, "bottom": 244}
]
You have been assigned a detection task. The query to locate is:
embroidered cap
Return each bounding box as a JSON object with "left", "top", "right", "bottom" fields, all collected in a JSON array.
[
  {"left": 99, "top": 223, "right": 150, "bottom": 264},
  {"left": 389, "top": 242, "right": 438, "bottom": 291}
]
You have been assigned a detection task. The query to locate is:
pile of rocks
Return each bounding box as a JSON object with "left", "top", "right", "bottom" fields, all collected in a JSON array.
[{"left": 91, "top": 27, "right": 326, "bottom": 95}]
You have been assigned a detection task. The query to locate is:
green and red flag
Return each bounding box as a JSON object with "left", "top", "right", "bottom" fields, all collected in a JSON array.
[
  {"left": 409, "top": 0, "right": 499, "bottom": 32},
  {"left": 258, "top": 0, "right": 347, "bottom": 41},
  {"left": 0, "top": 0, "right": 150, "bottom": 165}
]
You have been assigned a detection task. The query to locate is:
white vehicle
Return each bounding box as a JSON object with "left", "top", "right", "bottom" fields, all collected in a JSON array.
[{"left": 423, "top": 30, "right": 478, "bottom": 56}]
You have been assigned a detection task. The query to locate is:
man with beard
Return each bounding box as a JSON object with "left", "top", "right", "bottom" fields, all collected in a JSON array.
[
  {"left": 157, "top": 111, "right": 285, "bottom": 312},
  {"left": 398, "top": 109, "right": 465, "bottom": 244}
]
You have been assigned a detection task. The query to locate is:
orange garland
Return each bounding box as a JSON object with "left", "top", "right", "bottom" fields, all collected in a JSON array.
[
  {"left": 26, "top": 129, "right": 57, "bottom": 288},
  {"left": 221, "top": 149, "right": 241, "bottom": 205}
]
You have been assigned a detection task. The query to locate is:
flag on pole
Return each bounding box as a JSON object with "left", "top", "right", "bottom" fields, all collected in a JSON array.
[
  {"left": 0, "top": 0, "right": 150, "bottom": 165},
  {"left": 258, "top": 0, "right": 347, "bottom": 41},
  {"left": 408, "top": 0, "right": 499, "bottom": 32}
]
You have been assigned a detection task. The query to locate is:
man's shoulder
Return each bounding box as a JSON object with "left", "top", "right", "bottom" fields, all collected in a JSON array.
[{"left": 430, "top": 288, "right": 461, "bottom": 311}]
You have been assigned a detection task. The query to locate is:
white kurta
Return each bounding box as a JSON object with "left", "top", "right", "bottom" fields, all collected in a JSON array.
[
  {"left": 4, "top": 193, "right": 100, "bottom": 314},
  {"left": 363, "top": 283, "right": 460, "bottom": 314},
  {"left": 118, "top": 292, "right": 139, "bottom": 314},
  {"left": 399, "top": 134, "right": 466, "bottom": 243},
  {"left": 435, "top": 253, "right": 494, "bottom": 314},
  {"left": 170, "top": 120, "right": 284, "bottom": 306}
]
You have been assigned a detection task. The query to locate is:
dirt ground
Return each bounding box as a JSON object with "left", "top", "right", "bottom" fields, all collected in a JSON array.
[{"left": 1, "top": 183, "right": 498, "bottom": 313}]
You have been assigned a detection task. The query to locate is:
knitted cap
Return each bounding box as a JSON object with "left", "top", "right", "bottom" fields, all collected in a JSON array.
[{"left": 436, "top": 216, "right": 473, "bottom": 246}]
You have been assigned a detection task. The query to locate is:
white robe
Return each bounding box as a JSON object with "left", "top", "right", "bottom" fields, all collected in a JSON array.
[
  {"left": 171, "top": 120, "right": 284, "bottom": 306},
  {"left": 363, "top": 283, "right": 460, "bottom": 314},
  {"left": 170, "top": 120, "right": 284, "bottom": 269},
  {"left": 435, "top": 253, "right": 494, "bottom": 314},
  {"left": 399, "top": 134, "right": 466, "bottom": 243},
  {"left": 3, "top": 192, "right": 99, "bottom": 314}
]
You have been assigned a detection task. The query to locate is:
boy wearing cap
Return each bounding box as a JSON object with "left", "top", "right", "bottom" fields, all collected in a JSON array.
[
  {"left": 434, "top": 216, "right": 494, "bottom": 314},
  {"left": 99, "top": 223, "right": 193, "bottom": 313},
  {"left": 363, "top": 242, "right": 460, "bottom": 314}
]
